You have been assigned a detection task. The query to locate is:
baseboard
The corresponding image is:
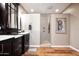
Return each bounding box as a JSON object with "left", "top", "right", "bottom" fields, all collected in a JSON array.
[
  {"left": 28, "top": 48, "right": 37, "bottom": 52},
  {"left": 29, "top": 45, "right": 40, "bottom": 47},
  {"left": 70, "top": 46, "right": 79, "bottom": 52},
  {"left": 29, "top": 45, "right": 70, "bottom": 47},
  {"left": 51, "top": 45, "right": 70, "bottom": 47},
  {"left": 51, "top": 45, "right": 79, "bottom": 52}
]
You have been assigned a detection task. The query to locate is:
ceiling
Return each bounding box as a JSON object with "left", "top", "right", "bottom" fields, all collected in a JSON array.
[{"left": 21, "top": 3, "right": 70, "bottom": 14}]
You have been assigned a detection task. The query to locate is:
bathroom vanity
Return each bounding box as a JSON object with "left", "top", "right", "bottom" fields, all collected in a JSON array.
[{"left": 0, "top": 32, "right": 30, "bottom": 56}]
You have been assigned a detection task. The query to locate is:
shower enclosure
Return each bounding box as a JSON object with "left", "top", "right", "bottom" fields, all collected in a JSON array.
[{"left": 40, "top": 14, "right": 51, "bottom": 46}]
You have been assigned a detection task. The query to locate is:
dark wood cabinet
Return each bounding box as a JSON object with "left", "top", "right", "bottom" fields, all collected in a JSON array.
[
  {"left": 13, "top": 36, "right": 23, "bottom": 56},
  {"left": 0, "top": 38, "right": 14, "bottom": 56},
  {"left": 0, "top": 36, "right": 24, "bottom": 56},
  {"left": 11, "top": 34, "right": 29, "bottom": 56},
  {"left": 0, "top": 33, "right": 29, "bottom": 56},
  {"left": 23, "top": 34, "right": 29, "bottom": 53}
]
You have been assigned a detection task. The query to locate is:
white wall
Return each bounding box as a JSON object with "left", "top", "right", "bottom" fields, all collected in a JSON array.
[
  {"left": 50, "top": 14, "right": 70, "bottom": 46},
  {"left": 18, "top": 14, "right": 40, "bottom": 47},
  {"left": 29, "top": 14, "right": 40, "bottom": 47},
  {"left": 18, "top": 6, "right": 40, "bottom": 47},
  {"left": 63, "top": 3, "right": 79, "bottom": 50},
  {"left": 21, "top": 14, "right": 30, "bottom": 31}
]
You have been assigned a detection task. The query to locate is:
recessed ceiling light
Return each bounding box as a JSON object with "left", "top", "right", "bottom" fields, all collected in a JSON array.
[
  {"left": 31, "top": 9, "right": 34, "bottom": 12},
  {"left": 55, "top": 9, "right": 59, "bottom": 12}
]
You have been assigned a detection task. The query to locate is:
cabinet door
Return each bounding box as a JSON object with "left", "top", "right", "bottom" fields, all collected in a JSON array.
[
  {"left": 24, "top": 34, "right": 29, "bottom": 52},
  {"left": 13, "top": 37, "right": 23, "bottom": 56},
  {"left": 0, "top": 44, "right": 3, "bottom": 55},
  {"left": 3, "top": 39, "right": 12, "bottom": 56},
  {"left": 0, "top": 38, "right": 14, "bottom": 56}
]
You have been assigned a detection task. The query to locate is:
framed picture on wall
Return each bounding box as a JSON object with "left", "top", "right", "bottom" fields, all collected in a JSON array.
[{"left": 56, "top": 18, "right": 67, "bottom": 34}]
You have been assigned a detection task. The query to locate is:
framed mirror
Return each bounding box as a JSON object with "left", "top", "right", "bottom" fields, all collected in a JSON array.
[{"left": 5, "top": 3, "right": 19, "bottom": 34}]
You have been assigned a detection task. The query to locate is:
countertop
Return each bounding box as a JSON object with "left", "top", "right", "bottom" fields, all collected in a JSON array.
[
  {"left": 0, "top": 31, "right": 30, "bottom": 41},
  {"left": 0, "top": 35, "right": 23, "bottom": 41},
  {"left": 18, "top": 31, "right": 30, "bottom": 35},
  {"left": 0, "top": 35, "right": 14, "bottom": 41}
]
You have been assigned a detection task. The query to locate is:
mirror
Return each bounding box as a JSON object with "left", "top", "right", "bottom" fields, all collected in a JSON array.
[
  {"left": 11, "top": 4, "right": 16, "bottom": 28},
  {"left": 8, "top": 3, "right": 18, "bottom": 29},
  {"left": 0, "top": 3, "right": 19, "bottom": 34},
  {"left": 6, "top": 3, "right": 19, "bottom": 34}
]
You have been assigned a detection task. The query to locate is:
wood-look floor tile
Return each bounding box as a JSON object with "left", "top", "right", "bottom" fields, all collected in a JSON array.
[{"left": 23, "top": 47, "right": 79, "bottom": 56}]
